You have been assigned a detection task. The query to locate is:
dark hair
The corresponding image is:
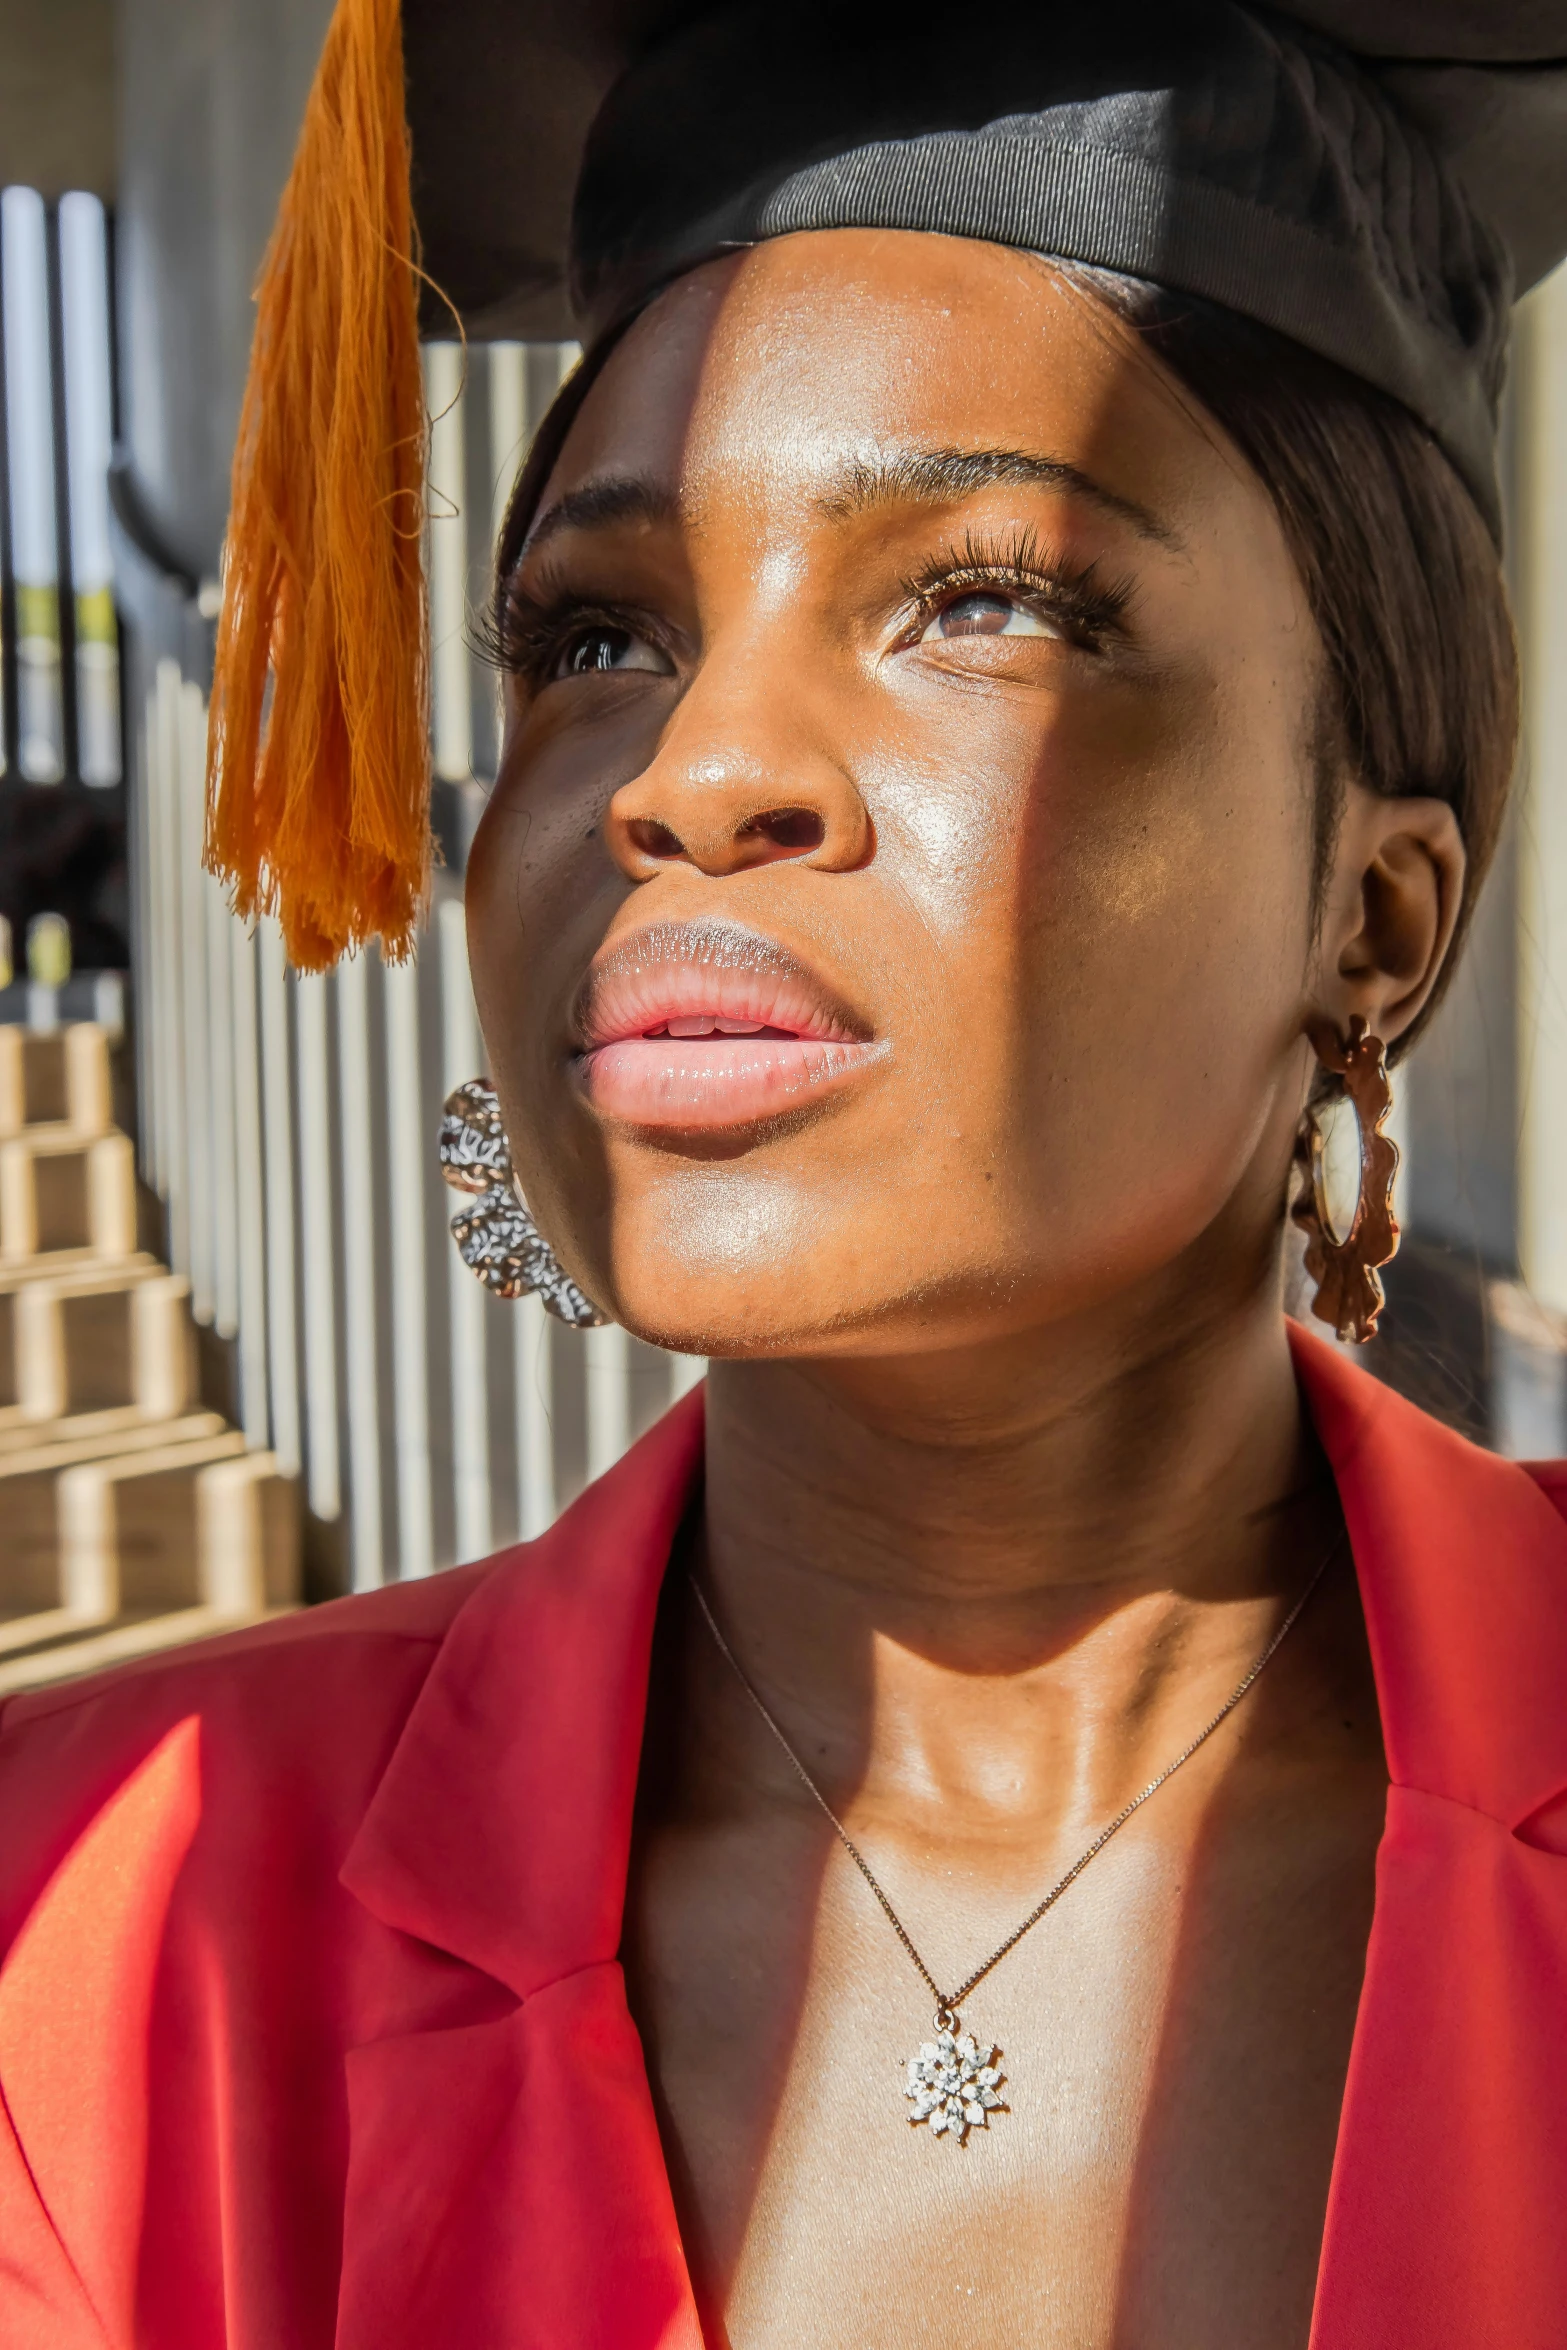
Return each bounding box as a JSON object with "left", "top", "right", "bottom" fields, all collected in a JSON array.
[
  {"left": 495, "top": 264, "right": 1520, "bottom": 1060},
  {"left": 1053, "top": 263, "right": 1519, "bottom": 1060}
]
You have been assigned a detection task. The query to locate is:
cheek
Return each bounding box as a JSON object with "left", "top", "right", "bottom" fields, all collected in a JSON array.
[
  {"left": 864, "top": 663, "right": 1315, "bottom": 1231},
  {"left": 464, "top": 719, "right": 633, "bottom": 1062},
  {"left": 870, "top": 660, "right": 1309, "bottom": 1021}
]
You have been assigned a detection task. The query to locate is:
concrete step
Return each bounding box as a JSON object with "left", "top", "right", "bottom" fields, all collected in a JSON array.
[
  {"left": 0, "top": 1131, "right": 138, "bottom": 1263},
  {"left": 59, "top": 1435, "right": 299, "bottom": 1617},
  {"left": 0, "top": 1024, "right": 112, "bottom": 1140},
  {"left": 0, "top": 1412, "right": 228, "bottom": 1610},
  {"left": 1, "top": 1267, "right": 195, "bottom": 1424},
  {"left": 0, "top": 1255, "right": 160, "bottom": 1415},
  {"left": 0, "top": 1429, "right": 300, "bottom": 1696},
  {"left": 0, "top": 1597, "right": 296, "bottom": 1695}
]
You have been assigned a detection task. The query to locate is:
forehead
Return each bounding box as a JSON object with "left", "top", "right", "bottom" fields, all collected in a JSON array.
[{"left": 547, "top": 229, "right": 1277, "bottom": 549}]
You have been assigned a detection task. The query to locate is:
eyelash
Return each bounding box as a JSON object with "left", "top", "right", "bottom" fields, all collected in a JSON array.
[
  {"left": 479, "top": 577, "right": 664, "bottom": 689},
  {"left": 897, "top": 528, "right": 1134, "bottom": 649},
  {"left": 483, "top": 525, "right": 1135, "bottom": 685}
]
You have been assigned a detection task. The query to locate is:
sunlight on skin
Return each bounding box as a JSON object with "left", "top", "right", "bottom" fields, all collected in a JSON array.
[{"left": 463, "top": 228, "right": 1453, "bottom": 2348}]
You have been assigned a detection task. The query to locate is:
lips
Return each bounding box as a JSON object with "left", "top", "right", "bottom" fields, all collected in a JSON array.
[{"left": 572, "top": 919, "right": 883, "bottom": 1131}]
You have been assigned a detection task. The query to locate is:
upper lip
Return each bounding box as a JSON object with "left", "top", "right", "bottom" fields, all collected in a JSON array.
[{"left": 572, "top": 919, "right": 871, "bottom": 1050}]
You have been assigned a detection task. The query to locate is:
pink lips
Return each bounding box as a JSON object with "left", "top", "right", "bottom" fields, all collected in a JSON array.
[{"left": 572, "top": 922, "right": 882, "bottom": 1130}]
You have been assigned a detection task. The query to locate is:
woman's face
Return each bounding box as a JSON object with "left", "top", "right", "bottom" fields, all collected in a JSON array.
[{"left": 466, "top": 231, "right": 1339, "bottom": 1356}]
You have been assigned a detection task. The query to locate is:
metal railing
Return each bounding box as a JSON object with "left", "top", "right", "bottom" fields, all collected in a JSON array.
[{"left": 0, "top": 186, "right": 121, "bottom": 789}]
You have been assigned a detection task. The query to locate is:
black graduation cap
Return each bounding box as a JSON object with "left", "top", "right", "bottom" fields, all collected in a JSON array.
[
  {"left": 405, "top": 0, "right": 1567, "bottom": 524},
  {"left": 209, "top": 0, "right": 1566, "bottom": 964}
]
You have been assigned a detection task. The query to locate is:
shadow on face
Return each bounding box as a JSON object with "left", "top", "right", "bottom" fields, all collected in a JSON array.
[{"left": 464, "top": 228, "right": 1328, "bottom": 1361}]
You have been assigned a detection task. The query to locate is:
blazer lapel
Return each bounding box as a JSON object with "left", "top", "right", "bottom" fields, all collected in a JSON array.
[
  {"left": 1293, "top": 1326, "right": 1567, "bottom": 2349},
  {"left": 335, "top": 1390, "right": 708, "bottom": 2350},
  {"left": 334, "top": 1334, "right": 1567, "bottom": 2346}
]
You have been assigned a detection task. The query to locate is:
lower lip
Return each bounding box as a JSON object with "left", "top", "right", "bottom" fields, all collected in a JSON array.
[{"left": 575, "top": 1035, "right": 881, "bottom": 1129}]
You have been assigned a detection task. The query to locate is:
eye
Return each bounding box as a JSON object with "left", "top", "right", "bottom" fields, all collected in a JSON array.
[
  {"left": 554, "top": 624, "right": 669, "bottom": 680},
  {"left": 920, "top": 591, "right": 1062, "bottom": 643}
]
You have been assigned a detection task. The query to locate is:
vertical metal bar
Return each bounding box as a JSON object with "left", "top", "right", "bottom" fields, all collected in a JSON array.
[
  {"left": 439, "top": 897, "right": 491, "bottom": 1560},
  {"left": 0, "top": 188, "right": 64, "bottom": 783},
  {"left": 383, "top": 953, "right": 433, "bottom": 1576},
  {"left": 295, "top": 971, "right": 341, "bottom": 1521},
  {"left": 1517, "top": 274, "right": 1567, "bottom": 1315},
  {"left": 514, "top": 1296, "right": 556, "bottom": 1538},
  {"left": 55, "top": 191, "right": 120, "bottom": 786},
  {"left": 205, "top": 871, "right": 239, "bottom": 1339},
  {"left": 229, "top": 919, "right": 269, "bottom": 1447},
  {"left": 130, "top": 700, "right": 157, "bottom": 1176},
  {"left": 489, "top": 341, "right": 527, "bottom": 553},
  {"left": 152, "top": 659, "right": 186, "bottom": 1264},
  {"left": 258, "top": 920, "right": 301, "bottom": 1476},
  {"left": 335, "top": 951, "right": 384, "bottom": 1587},
  {"left": 177, "top": 679, "right": 213, "bottom": 1323},
  {"left": 425, "top": 342, "right": 472, "bottom": 785},
  {"left": 141, "top": 689, "right": 164, "bottom": 1194},
  {"left": 585, "top": 1320, "right": 632, "bottom": 1483}
]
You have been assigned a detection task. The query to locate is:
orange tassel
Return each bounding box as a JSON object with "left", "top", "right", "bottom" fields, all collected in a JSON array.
[{"left": 205, "top": 0, "right": 430, "bottom": 970}]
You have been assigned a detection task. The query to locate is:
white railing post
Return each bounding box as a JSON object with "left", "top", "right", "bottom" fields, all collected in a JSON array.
[
  {"left": 439, "top": 896, "right": 491, "bottom": 1561},
  {"left": 177, "top": 680, "right": 214, "bottom": 1324},
  {"left": 1518, "top": 267, "right": 1567, "bottom": 1319},
  {"left": 295, "top": 971, "right": 341, "bottom": 1523},
  {"left": 383, "top": 954, "right": 434, "bottom": 1576},
  {"left": 229, "top": 919, "right": 270, "bottom": 1448},
  {"left": 514, "top": 1298, "right": 555, "bottom": 1539},
  {"left": 257, "top": 921, "right": 301, "bottom": 1477},
  {"left": 335, "top": 952, "right": 384, "bottom": 1587}
]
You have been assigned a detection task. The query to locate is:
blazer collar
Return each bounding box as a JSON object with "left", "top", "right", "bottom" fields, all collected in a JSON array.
[
  {"left": 341, "top": 1387, "right": 704, "bottom": 1997},
  {"left": 1288, "top": 1319, "right": 1567, "bottom": 1829},
  {"left": 336, "top": 1333, "right": 1567, "bottom": 2349},
  {"left": 346, "top": 1329, "right": 1567, "bottom": 1987}
]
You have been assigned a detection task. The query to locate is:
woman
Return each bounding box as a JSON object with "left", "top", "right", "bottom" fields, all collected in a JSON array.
[{"left": 3, "top": 3, "right": 1566, "bottom": 2345}]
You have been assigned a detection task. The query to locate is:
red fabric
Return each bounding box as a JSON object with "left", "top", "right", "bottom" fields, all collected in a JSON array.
[{"left": 0, "top": 1333, "right": 1562, "bottom": 2346}]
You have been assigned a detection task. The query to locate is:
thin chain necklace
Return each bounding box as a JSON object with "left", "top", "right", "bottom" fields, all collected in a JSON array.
[{"left": 689, "top": 1535, "right": 1339, "bottom": 2147}]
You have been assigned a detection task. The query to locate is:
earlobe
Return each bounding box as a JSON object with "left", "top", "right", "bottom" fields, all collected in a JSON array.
[{"left": 1324, "top": 791, "right": 1466, "bottom": 1045}]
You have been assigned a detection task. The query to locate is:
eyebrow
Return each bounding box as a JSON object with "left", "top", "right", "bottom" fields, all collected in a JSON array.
[
  {"left": 519, "top": 443, "right": 1179, "bottom": 564},
  {"left": 522, "top": 476, "right": 680, "bottom": 558},
  {"left": 821, "top": 448, "right": 1181, "bottom": 548}
]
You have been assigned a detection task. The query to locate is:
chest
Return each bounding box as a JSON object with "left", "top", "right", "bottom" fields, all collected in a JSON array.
[{"left": 623, "top": 1766, "right": 1383, "bottom": 2350}]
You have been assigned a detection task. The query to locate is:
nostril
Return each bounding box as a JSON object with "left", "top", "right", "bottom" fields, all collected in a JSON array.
[
  {"left": 628, "top": 818, "right": 685, "bottom": 859},
  {"left": 741, "top": 807, "right": 826, "bottom": 854}
]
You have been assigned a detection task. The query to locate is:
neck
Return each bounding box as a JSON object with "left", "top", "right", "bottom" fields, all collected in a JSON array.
[{"left": 691, "top": 1270, "right": 1345, "bottom": 1821}]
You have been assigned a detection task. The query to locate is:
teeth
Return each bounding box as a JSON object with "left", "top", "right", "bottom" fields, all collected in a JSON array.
[{"left": 660, "top": 1016, "right": 768, "bottom": 1038}]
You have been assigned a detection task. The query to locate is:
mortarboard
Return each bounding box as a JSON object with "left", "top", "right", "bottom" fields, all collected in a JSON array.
[{"left": 205, "top": 0, "right": 1567, "bottom": 967}]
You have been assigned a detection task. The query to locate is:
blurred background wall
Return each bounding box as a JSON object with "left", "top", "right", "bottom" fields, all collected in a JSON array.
[{"left": 0, "top": 0, "right": 115, "bottom": 199}]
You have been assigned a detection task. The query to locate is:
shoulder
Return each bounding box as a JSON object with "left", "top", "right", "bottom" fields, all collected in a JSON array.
[
  {"left": 0, "top": 1552, "right": 511, "bottom": 1951},
  {"left": 1520, "top": 1459, "right": 1567, "bottom": 1523}
]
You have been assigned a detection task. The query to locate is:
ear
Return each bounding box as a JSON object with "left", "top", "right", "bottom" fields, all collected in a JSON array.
[{"left": 1313, "top": 785, "right": 1467, "bottom": 1046}]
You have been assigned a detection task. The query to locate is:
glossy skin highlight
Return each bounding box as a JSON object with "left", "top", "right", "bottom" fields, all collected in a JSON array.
[{"left": 465, "top": 231, "right": 1464, "bottom": 2349}]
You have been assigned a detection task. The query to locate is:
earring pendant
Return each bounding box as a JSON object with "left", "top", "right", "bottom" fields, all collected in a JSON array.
[
  {"left": 438, "top": 1079, "right": 606, "bottom": 1328},
  {"left": 1292, "top": 1016, "right": 1399, "bottom": 1345}
]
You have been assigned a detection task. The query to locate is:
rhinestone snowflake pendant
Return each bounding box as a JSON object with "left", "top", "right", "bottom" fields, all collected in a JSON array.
[{"left": 905, "top": 2023, "right": 1006, "bottom": 2144}]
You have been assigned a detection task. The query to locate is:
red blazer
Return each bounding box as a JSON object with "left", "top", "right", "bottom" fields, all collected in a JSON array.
[{"left": 2, "top": 1323, "right": 1566, "bottom": 2349}]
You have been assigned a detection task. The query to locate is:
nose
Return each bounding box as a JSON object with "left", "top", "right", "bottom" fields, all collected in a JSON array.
[{"left": 603, "top": 662, "right": 871, "bottom": 882}]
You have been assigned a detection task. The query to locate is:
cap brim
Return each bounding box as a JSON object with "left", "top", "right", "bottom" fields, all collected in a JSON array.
[{"left": 404, "top": 1, "right": 1567, "bottom": 335}]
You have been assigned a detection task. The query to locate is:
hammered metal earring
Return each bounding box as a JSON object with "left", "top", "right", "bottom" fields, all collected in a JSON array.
[
  {"left": 1291, "top": 1015, "right": 1399, "bottom": 1345},
  {"left": 438, "top": 1079, "right": 606, "bottom": 1328}
]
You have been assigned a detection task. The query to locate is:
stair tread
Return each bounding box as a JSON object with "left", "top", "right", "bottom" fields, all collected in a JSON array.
[
  {"left": 0, "top": 1412, "right": 229, "bottom": 1472},
  {"left": 0, "top": 1603, "right": 296, "bottom": 1695}
]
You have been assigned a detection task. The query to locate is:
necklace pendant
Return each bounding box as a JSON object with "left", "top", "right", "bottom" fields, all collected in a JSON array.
[{"left": 905, "top": 2014, "right": 1006, "bottom": 2144}]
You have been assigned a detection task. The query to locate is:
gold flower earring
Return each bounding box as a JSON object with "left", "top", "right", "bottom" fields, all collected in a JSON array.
[
  {"left": 1292, "top": 1015, "right": 1400, "bottom": 1344},
  {"left": 438, "top": 1079, "right": 606, "bottom": 1327}
]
